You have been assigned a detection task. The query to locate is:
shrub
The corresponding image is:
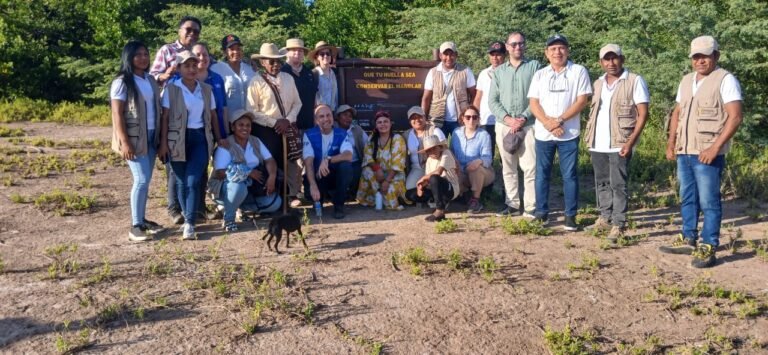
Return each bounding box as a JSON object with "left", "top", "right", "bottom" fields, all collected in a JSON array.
[
  {"left": 49, "top": 102, "right": 110, "bottom": 126},
  {"left": 0, "top": 98, "right": 53, "bottom": 123}
]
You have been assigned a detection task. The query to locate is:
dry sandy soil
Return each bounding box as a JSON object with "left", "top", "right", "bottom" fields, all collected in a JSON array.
[{"left": 0, "top": 122, "right": 767, "bottom": 354}]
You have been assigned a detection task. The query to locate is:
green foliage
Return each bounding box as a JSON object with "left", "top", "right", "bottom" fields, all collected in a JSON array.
[
  {"left": 474, "top": 256, "right": 498, "bottom": 283},
  {"left": 543, "top": 324, "right": 596, "bottom": 355},
  {"left": 33, "top": 189, "right": 97, "bottom": 216},
  {"left": 0, "top": 125, "right": 24, "bottom": 137},
  {"left": 434, "top": 218, "right": 458, "bottom": 234},
  {"left": 500, "top": 217, "right": 552, "bottom": 236}
]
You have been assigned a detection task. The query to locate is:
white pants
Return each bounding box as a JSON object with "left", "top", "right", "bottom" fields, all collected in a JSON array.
[{"left": 496, "top": 125, "right": 536, "bottom": 212}]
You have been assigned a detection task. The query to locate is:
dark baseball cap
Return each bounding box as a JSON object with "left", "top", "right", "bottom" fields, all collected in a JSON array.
[
  {"left": 221, "top": 34, "right": 242, "bottom": 49},
  {"left": 487, "top": 41, "right": 507, "bottom": 54},
  {"left": 546, "top": 34, "right": 569, "bottom": 47}
]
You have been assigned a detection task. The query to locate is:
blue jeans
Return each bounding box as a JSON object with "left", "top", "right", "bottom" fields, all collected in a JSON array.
[
  {"left": 303, "top": 161, "right": 353, "bottom": 209},
  {"left": 535, "top": 137, "right": 579, "bottom": 218},
  {"left": 127, "top": 130, "right": 157, "bottom": 226},
  {"left": 439, "top": 120, "right": 460, "bottom": 138},
  {"left": 677, "top": 154, "right": 724, "bottom": 247},
  {"left": 170, "top": 128, "right": 209, "bottom": 225},
  {"left": 214, "top": 181, "right": 282, "bottom": 222}
]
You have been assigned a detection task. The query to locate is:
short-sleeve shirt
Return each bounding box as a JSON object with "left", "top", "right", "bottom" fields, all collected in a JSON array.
[
  {"left": 213, "top": 140, "right": 273, "bottom": 170},
  {"left": 527, "top": 61, "right": 592, "bottom": 141},
  {"left": 110, "top": 73, "right": 157, "bottom": 130},
  {"left": 301, "top": 131, "right": 354, "bottom": 160},
  {"left": 210, "top": 61, "right": 256, "bottom": 115},
  {"left": 407, "top": 128, "right": 446, "bottom": 168},
  {"left": 591, "top": 71, "right": 650, "bottom": 153},
  {"left": 424, "top": 63, "right": 476, "bottom": 122},
  {"left": 674, "top": 69, "right": 742, "bottom": 104},
  {"left": 161, "top": 80, "right": 216, "bottom": 129},
  {"left": 425, "top": 150, "right": 461, "bottom": 199},
  {"left": 476, "top": 66, "right": 496, "bottom": 125}
]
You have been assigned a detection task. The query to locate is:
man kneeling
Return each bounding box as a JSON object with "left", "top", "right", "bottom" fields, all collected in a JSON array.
[{"left": 303, "top": 104, "right": 354, "bottom": 219}]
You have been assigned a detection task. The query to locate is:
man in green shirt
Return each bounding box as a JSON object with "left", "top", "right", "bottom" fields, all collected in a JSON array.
[{"left": 489, "top": 31, "right": 541, "bottom": 217}]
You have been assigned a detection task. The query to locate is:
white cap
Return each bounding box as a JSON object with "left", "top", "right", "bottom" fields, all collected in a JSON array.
[
  {"left": 599, "top": 44, "right": 623, "bottom": 59},
  {"left": 439, "top": 41, "right": 457, "bottom": 54},
  {"left": 689, "top": 36, "right": 719, "bottom": 57}
]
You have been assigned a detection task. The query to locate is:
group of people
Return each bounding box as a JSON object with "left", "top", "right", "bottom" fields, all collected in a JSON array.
[{"left": 110, "top": 15, "right": 743, "bottom": 269}]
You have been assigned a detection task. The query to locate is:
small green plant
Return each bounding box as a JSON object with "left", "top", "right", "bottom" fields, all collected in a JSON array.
[
  {"left": 0, "top": 255, "right": 5, "bottom": 274},
  {"left": 446, "top": 249, "right": 464, "bottom": 271},
  {"left": 501, "top": 217, "right": 552, "bottom": 236},
  {"left": 82, "top": 257, "right": 112, "bottom": 285},
  {"left": 33, "top": 189, "right": 97, "bottom": 216},
  {"left": 434, "top": 218, "right": 458, "bottom": 234},
  {"left": 543, "top": 324, "right": 596, "bottom": 355},
  {"left": 44, "top": 243, "right": 80, "bottom": 279},
  {"left": 567, "top": 255, "right": 601, "bottom": 273},
  {"left": 2, "top": 176, "right": 14, "bottom": 186},
  {"left": 475, "top": 256, "right": 498, "bottom": 283},
  {"left": 737, "top": 299, "right": 762, "bottom": 319},
  {"left": 0, "top": 125, "right": 25, "bottom": 137},
  {"left": 400, "top": 247, "right": 430, "bottom": 276},
  {"left": 10, "top": 193, "right": 25, "bottom": 203}
]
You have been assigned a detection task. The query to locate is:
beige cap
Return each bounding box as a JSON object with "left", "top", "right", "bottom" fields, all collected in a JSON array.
[
  {"left": 690, "top": 36, "right": 719, "bottom": 57},
  {"left": 176, "top": 51, "right": 199, "bottom": 65},
  {"left": 335, "top": 104, "right": 356, "bottom": 116},
  {"left": 228, "top": 108, "right": 255, "bottom": 124},
  {"left": 439, "top": 41, "right": 457, "bottom": 54},
  {"left": 407, "top": 106, "right": 426, "bottom": 119},
  {"left": 599, "top": 44, "right": 623, "bottom": 59}
]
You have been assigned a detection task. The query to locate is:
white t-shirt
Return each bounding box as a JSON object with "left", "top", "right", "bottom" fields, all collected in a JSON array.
[
  {"left": 406, "top": 128, "right": 446, "bottom": 168},
  {"left": 527, "top": 61, "right": 592, "bottom": 141},
  {"left": 301, "top": 131, "right": 354, "bottom": 160},
  {"left": 213, "top": 140, "right": 272, "bottom": 170},
  {"left": 161, "top": 80, "right": 216, "bottom": 129},
  {"left": 591, "top": 71, "right": 650, "bottom": 153},
  {"left": 424, "top": 63, "right": 476, "bottom": 122},
  {"left": 476, "top": 66, "right": 496, "bottom": 125},
  {"left": 674, "top": 70, "right": 742, "bottom": 104},
  {"left": 110, "top": 74, "right": 157, "bottom": 130}
]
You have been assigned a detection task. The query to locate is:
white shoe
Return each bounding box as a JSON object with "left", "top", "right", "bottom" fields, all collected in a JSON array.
[
  {"left": 181, "top": 223, "right": 196, "bottom": 240},
  {"left": 522, "top": 212, "right": 536, "bottom": 219}
]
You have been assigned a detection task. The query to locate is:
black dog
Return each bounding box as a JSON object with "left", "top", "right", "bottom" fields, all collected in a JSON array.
[{"left": 262, "top": 212, "right": 306, "bottom": 254}]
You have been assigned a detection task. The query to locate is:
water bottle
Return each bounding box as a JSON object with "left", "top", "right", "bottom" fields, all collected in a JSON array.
[
  {"left": 314, "top": 201, "right": 323, "bottom": 217},
  {"left": 375, "top": 192, "right": 383, "bottom": 211}
]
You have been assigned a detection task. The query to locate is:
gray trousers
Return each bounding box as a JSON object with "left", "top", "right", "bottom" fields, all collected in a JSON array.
[{"left": 590, "top": 151, "right": 631, "bottom": 227}]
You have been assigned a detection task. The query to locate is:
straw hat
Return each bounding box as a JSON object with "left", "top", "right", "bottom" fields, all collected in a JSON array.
[
  {"left": 250, "top": 43, "right": 286, "bottom": 60},
  {"left": 228, "top": 109, "right": 255, "bottom": 124},
  {"left": 417, "top": 135, "right": 447, "bottom": 153},
  {"left": 308, "top": 41, "right": 339, "bottom": 61},
  {"left": 281, "top": 38, "right": 309, "bottom": 53}
]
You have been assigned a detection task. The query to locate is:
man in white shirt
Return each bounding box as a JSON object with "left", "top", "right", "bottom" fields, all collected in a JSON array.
[
  {"left": 421, "top": 41, "right": 476, "bottom": 137},
  {"left": 527, "top": 34, "right": 592, "bottom": 231},
  {"left": 302, "top": 105, "right": 354, "bottom": 219},
  {"left": 583, "top": 44, "right": 650, "bottom": 243},
  {"left": 473, "top": 40, "right": 506, "bottom": 158}
]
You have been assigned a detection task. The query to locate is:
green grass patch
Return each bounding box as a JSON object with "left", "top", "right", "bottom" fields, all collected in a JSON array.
[{"left": 33, "top": 189, "right": 97, "bottom": 216}]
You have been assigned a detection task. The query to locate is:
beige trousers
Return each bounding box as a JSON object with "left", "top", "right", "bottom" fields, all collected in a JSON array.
[
  {"left": 496, "top": 124, "right": 536, "bottom": 212},
  {"left": 462, "top": 166, "right": 495, "bottom": 198}
]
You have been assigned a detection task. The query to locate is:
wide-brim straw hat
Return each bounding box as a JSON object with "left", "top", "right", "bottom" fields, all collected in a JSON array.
[
  {"left": 417, "top": 135, "right": 447, "bottom": 153},
  {"left": 228, "top": 108, "right": 255, "bottom": 124},
  {"left": 251, "top": 43, "right": 286, "bottom": 60},
  {"left": 308, "top": 41, "right": 339, "bottom": 60},
  {"left": 281, "top": 38, "right": 309, "bottom": 53}
]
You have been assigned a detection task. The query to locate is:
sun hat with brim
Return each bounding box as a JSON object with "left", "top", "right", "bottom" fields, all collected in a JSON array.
[
  {"left": 228, "top": 109, "right": 255, "bottom": 124},
  {"left": 418, "top": 135, "right": 447, "bottom": 153},
  {"left": 335, "top": 104, "right": 356, "bottom": 116},
  {"left": 308, "top": 41, "right": 339, "bottom": 60},
  {"left": 251, "top": 43, "right": 286, "bottom": 60},
  {"left": 281, "top": 38, "right": 309, "bottom": 53},
  {"left": 176, "top": 51, "right": 199, "bottom": 65}
]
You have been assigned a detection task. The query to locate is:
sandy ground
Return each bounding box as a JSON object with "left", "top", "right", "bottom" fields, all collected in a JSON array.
[{"left": 0, "top": 122, "right": 767, "bottom": 354}]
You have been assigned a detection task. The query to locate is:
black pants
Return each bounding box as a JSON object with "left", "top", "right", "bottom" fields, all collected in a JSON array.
[
  {"left": 252, "top": 124, "right": 285, "bottom": 170},
  {"left": 407, "top": 175, "right": 453, "bottom": 210},
  {"left": 484, "top": 124, "right": 496, "bottom": 160}
]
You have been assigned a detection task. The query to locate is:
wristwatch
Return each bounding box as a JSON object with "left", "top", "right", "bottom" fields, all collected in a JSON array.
[
  {"left": 555, "top": 116, "right": 564, "bottom": 125},
  {"left": 326, "top": 156, "right": 332, "bottom": 163}
]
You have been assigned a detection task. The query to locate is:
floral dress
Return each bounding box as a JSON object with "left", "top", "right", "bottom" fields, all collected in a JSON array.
[{"left": 356, "top": 134, "right": 407, "bottom": 210}]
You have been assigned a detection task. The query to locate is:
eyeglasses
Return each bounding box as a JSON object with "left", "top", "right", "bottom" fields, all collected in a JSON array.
[
  {"left": 182, "top": 27, "right": 200, "bottom": 35},
  {"left": 317, "top": 52, "right": 332, "bottom": 57},
  {"left": 548, "top": 72, "right": 569, "bottom": 93},
  {"left": 463, "top": 115, "right": 479, "bottom": 120},
  {"left": 506, "top": 42, "right": 526, "bottom": 48}
]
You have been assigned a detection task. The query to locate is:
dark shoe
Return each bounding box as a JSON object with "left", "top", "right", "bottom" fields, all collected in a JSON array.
[
  {"left": 128, "top": 225, "right": 152, "bottom": 242},
  {"left": 223, "top": 221, "right": 238, "bottom": 233},
  {"left": 691, "top": 243, "right": 717, "bottom": 268},
  {"left": 425, "top": 213, "right": 446, "bottom": 222},
  {"left": 333, "top": 206, "right": 345, "bottom": 219},
  {"left": 169, "top": 211, "right": 184, "bottom": 225},
  {"left": 467, "top": 198, "right": 483, "bottom": 214},
  {"left": 496, "top": 205, "right": 520, "bottom": 217},
  {"left": 532, "top": 215, "right": 549, "bottom": 226},
  {"left": 658, "top": 234, "right": 697, "bottom": 255},
  {"left": 142, "top": 219, "right": 164, "bottom": 234},
  {"left": 564, "top": 215, "right": 578, "bottom": 232}
]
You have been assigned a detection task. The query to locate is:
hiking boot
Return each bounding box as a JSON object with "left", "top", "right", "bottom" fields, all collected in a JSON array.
[
  {"left": 128, "top": 225, "right": 152, "bottom": 242},
  {"left": 532, "top": 215, "right": 549, "bottom": 226},
  {"left": 333, "top": 206, "right": 346, "bottom": 219},
  {"left": 169, "top": 211, "right": 184, "bottom": 225},
  {"left": 496, "top": 205, "right": 520, "bottom": 217},
  {"left": 658, "top": 234, "right": 697, "bottom": 255},
  {"left": 181, "top": 223, "right": 197, "bottom": 240},
  {"left": 467, "top": 198, "right": 483, "bottom": 214},
  {"left": 586, "top": 217, "right": 611, "bottom": 232},
  {"left": 606, "top": 226, "right": 625, "bottom": 244},
  {"left": 564, "top": 216, "right": 578, "bottom": 232},
  {"left": 691, "top": 243, "right": 717, "bottom": 268}
]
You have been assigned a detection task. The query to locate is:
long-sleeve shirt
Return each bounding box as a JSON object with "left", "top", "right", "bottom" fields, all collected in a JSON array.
[
  {"left": 245, "top": 72, "right": 301, "bottom": 128},
  {"left": 488, "top": 59, "right": 540, "bottom": 127},
  {"left": 450, "top": 127, "right": 493, "bottom": 170},
  {"left": 150, "top": 40, "right": 186, "bottom": 86}
]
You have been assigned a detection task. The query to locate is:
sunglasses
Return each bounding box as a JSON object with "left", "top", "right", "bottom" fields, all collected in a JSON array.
[
  {"left": 182, "top": 27, "right": 200, "bottom": 35},
  {"left": 506, "top": 42, "right": 525, "bottom": 48},
  {"left": 463, "top": 114, "right": 479, "bottom": 120},
  {"left": 317, "top": 51, "right": 332, "bottom": 57}
]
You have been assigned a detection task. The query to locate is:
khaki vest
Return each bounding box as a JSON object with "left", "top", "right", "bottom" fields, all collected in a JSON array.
[
  {"left": 675, "top": 68, "right": 730, "bottom": 155},
  {"left": 166, "top": 82, "right": 215, "bottom": 161},
  {"left": 403, "top": 124, "right": 439, "bottom": 171},
  {"left": 225, "top": 134, "right": 266, "bottom": 164},
  {"left": 348, "top": 124, "right": 366, "bottom": 162},
  {"left": 584, "top": 72, "right": 639, "bottom": 149},
  {"left": 111, "top": 75, "right": 161, "bottom": 156},
  {"left": 431, "top": 64, "right": 470, "bottom": 119}
]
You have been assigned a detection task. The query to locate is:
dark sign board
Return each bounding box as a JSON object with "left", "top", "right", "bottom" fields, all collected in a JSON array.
[{"left": 339, "top": 66, "right": 432, "bottom": 131}]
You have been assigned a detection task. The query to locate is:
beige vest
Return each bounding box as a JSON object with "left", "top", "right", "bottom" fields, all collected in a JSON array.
[
  {"left": 675, "top": 68, "right": 730, "bottom": 155},
  {"left": 166, "top": 82, "right": 215, "bottom": 161},
  {"left": 111, "top": 75, "right": 161, "bottom": 156},
  {"left": 584, "top": 72, "right": 639, "bottom": 149},
  {"left": 431, "top": 64, "right": 470, "bottom": 119},
  {"left": 403, "top": 124, "right": 439, "bottom": 170}
]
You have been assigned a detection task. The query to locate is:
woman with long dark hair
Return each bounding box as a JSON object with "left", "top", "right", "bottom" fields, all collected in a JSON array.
[
  {"left": 356, "top": 110, "right": 407, "bottom": 210},
  {"left": 110, "top": 40, "right": 163, "bottom": 241}
]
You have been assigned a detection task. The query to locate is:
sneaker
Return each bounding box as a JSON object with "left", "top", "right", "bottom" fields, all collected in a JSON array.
[
  {"left": 658, "top": 234, "right": 697, "bottom": 255},
  {"left": 223, "top": 221, "right": 238, "bottom": 233},
  {"left": 467, "top": 198, "right": 483, "bottom": 214},
  {"left": 522, "top": 211, "right": 536, "bottom": 219},
  {"left": 425, "top": 213, "right": 446, "bottom": 222},
  {"left": 333, "top": 206, "right": 345, "bottom": 219},
  {"left": 181, "top": 223, "right": 197, "bottom": 240},
  {"left": 142, "top": 219, "right": 164, "bottom": 234},
  {"left": 496, "top": 205, "right": 520, "bottom": 217},
  {"left": 289, "top": 197, "right": 303, "bottom": 208},
  {"left": 606, "top": 226, "right": 625, "bottom": 244},
  {"left": 170, "top": 211, "right": 184, "bottom": 225},
  {"left": 128, "top": 225, "right": 151, "bottom": 242},
  {"left": 531, "top": 215, "right": 549, "bottom": 226},
  {"left": 564, "top": 216, "right": 578, "bottom": 232},
  {"left": 586, "top": 217, "right": 611, "bottom": 232},
  {"left": 691, "top": 243, "right": 717, "bottom": 268}
]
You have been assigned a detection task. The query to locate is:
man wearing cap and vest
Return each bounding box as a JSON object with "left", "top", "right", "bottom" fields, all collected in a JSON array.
[
  {"left": 583, "top": 44, "right": 650, "bottom": 244},
  {"left": 527, "top": 34, "right": 592, "bottom": 231},
  {"left": 334, "top": 104, "right": 368, "bottom": 199},
  {"left": 660, "top": 36, "right": 743, "bottom": 268},
  {"left": 302, "top": 105, "right": 354, "bottom": 219},
  {"left": 489, "top": 31, "right": 541, "bottom": 218},
  {"left": 421, "top": 41, "right": 477, "bottom": 138}
]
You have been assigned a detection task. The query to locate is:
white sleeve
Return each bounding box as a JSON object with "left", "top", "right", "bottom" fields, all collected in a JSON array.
[
  {"left": 257, "top": 138, "right": 273, "bottom": 161},
  {"left": 210, "top": 91, "right": 217, "bottom": 110},
  {"left": 576, "top": 66, "right": 593, "bottom": 96},
  {"left": 633, "top": 75, "right": 650, "bottom": 104},
  {"left": 161, "top": 88, "right": 170, "bottom": 108},
  {"left": 476, "top": 69, "right": 490, "bottom": 93},
  {"left": 213, "top": 147, "right": 231, "bottom": 170},
  {"left": 527, "top": 71, "right": 542, "bottom": 99},
  {"left": 424, "top": 69, "right": 434, "bottom": 90},
  {"left": 302, "top": 133, "right": 314, "bottom": 160},
  {"left": 110, "top": 78, "right": 127, "bottom": 101},
  {"left": 340, "top": 134, "right": 354, "bottom": 153},
  {"left": 675, "top": 83, "right": 682, "bottom": 103},
  {"left": 434, "top": 128, "right": 446, "bottom": 140},
  {"left": 465, "top": 67, "right": 476, "bottom": 87},
  {"left": 720, "top": 74, "right": 743, "bottom": 104}
]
